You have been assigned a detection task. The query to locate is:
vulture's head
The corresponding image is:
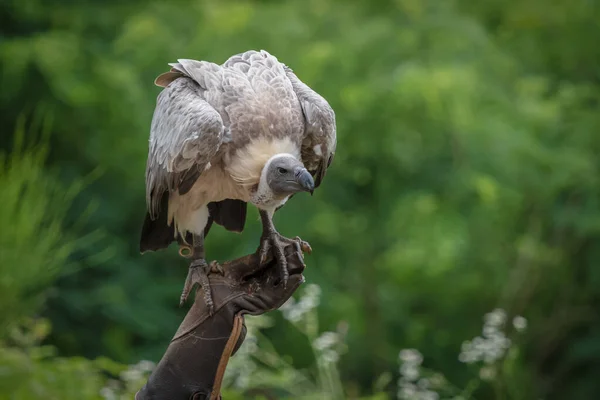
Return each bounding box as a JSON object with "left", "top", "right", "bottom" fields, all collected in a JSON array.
[{"left": 263, "top": 154, "right": 314, "bottom": 197}]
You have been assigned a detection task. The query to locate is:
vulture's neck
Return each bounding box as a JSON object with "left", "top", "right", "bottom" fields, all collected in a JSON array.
[
  {"left": 226, "top": 137, "right": 300, "bottom": 211},
  {"left": 227, "top": 137, "right": 300, "bottom": 188},
  {"left": 250, "top": 153, "right": 294, "bottom": 210}
]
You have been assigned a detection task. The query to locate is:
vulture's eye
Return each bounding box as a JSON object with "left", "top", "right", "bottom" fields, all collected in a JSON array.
[{"left": 277, "top": 167, "right": 288, "bottom": 174}]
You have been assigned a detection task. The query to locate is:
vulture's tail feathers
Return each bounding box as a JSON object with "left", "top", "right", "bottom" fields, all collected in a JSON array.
[
  {"left": 155, "top": 58, "right": 208, "bottom": 88},
  {"left": 154, "top": 70, "right": 184, "bottom": 87},
  {"left": 140, "top": 192, "right": 174, "bottom": 253},
  {"left": 169, "top": 59, "right": 222, "bottom": 90},
  {"left": 207, "top": 199, "right": 247, "bottom": 233},
  {"left": 141, "top": 194, "right": 247, "bottom": 255}
]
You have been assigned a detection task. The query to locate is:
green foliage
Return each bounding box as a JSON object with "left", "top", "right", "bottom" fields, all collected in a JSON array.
[
  {"left": 0, "top": 318, "right": 104, "bottom": 400},
  {"left": 0, "top": 119, "right": 79, "bottom": 338},
  {"left": 2, "top": 0, "right": 600, "bottom": 398},
  {"left": 223, "top": 284, "right": 351, "bottom": 399},
  {"left": 0, "top": 317, "right": 150, "bottom": 400}
]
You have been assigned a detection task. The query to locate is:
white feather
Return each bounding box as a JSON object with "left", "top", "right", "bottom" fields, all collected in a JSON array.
[
  {"left": 313, "top": 144, "right": 323, "bottom": 157},
  {"left": 173, "top": 205, "right": 209, "bottom": 237}
]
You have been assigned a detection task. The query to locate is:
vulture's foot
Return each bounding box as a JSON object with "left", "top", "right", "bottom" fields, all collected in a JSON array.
[
  {"left": 257, "top": 232, "right": 312, "bottom": 288},
  {"left": 179, "top": 259, "right": 224, "bottom": 315}
]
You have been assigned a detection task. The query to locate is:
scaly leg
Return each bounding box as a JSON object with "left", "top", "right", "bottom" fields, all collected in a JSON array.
[
  {"left": 256, "top": 209, "right": 312, "bottom": 287},
  {"left": 179, "top": 233, "right": 223, "bottom": 315}
]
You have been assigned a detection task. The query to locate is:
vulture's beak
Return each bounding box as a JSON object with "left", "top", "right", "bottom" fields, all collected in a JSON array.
[{"left": 295, "top": 167, "right": 315, "bottom": 195}]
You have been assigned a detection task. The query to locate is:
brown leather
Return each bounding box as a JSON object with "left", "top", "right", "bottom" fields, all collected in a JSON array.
[
  {"left": 209, "top": 314, "right": 244, "bottom": 400},
  {"left": 136, "top": 245, "right": 306, "bottom": 400}
]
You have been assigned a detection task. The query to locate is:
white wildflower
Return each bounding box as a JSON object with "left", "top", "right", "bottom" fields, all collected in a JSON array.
[
  {"left": 119, "top": 368, "right": 143, "bottom": 383},
  {"left": 417, "top": 378, "right": 430, "bottom": 389},
  {"left": 398, "top": 382, "right": 417, "bottom": 399},
  {"left": 479, "top": 365, "right": 497, "bottom": 381},
  {"left": 242, "top": 334, "right": 259, "bottom": 354},
  {"left": 279, "top": 297, "right": 299, "bottom": 321},
  {"left": 279, "top": 284, "right": 321, "bottom": 323},
  {"left": 107, "top": 379, "right": 120, "bottom": 390},
  {"left": 99, "top": 387, "right": 116, "bottom": 400},
  {"left": 483, "top": 348, "right": 501, "bottom": 364},
  {"left": 397, "top": 348, "right": 442, "bottom": 400},
  {"left": 397, "top": 380, "right": 439, "bottom": 400},
  {"left": 117, "top": 360, "right": 155, "bottom": 386},
  {"left": 100, "top": 379, "right": 120, "bottom": 400},
  {"left": 233, "top": 361, "right": 256, "bottom": 389},
  {"left": 422, "top": 391, "right": 440, "bottom": 400},
  {"left": 513, "top": 315, "right": 527, "bottom": 332},
  {"left": 303, "top": 284, "right": 322, "bottom": 306},
  {"left": 484, "top": 308, "right": 506, "bottom": 327},
  {"left": 313, "top": 331, "right": 342, "bottom": 364},
  {"left": 458, "top": 352, "right": 473, "bottom": 364},
  {"left": 398, "top": 349, "right": 423, "bottom": 382},
  {"left": 313, "top": 332, "right": 339, "bottom": 351},
  {"left": 472, "top": 336, "right": 484, "bottom": 349},
  {"left": 399, "top": 348, "right": 423, "bottom": 365},
  {"left": 400, "top": 364, "right": 420, "bottom": 381},
  {"left": 459, "top": 308, "right": 517, "bottom": 365},
  {"left": 137, "top": 360, "right": 156, "bottom": 372},
  {"left": 483, "top": 325, "right": 498, "bottom": 338},
  {"left": 322, "top": 349, "right": 340, "bottom": 363},
  {"left": 429, "top": 373, "right": 446, "bottom": 388},
  {"left": 460, "top": 341, "right": 472, "bottom": 354}
]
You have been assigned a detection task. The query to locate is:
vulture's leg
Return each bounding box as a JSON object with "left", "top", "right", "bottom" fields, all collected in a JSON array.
[
  {"left": 179, "top": 233, "right": 223, "bottom": 314},
  {"left": 256, "top": 209, "right": 312, "bottom": 287}
]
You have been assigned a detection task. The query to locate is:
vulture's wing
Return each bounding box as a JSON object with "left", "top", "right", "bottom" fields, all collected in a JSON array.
[
  {"left": 145, "top": 73, "right": 225, "bottom": 220},
  {"left": 284, "top": 65, "right": 337, "bottom": 188}
]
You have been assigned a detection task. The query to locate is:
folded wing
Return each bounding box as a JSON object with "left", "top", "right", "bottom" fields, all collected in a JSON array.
[
  {"left": 284, "top": 65, "right": 337, "bottom": 188},
  {"left": 145, "top": 76, "right": 225, "bottom": 220}
]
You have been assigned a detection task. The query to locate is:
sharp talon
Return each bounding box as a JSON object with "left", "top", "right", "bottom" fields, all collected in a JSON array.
[
  {"left": 209, "top": 260, "right": 223, "bottom": 275},
  {"left": 292, "top": 236, "right": 312, "bottom": 254},
  {"left": 279, "top": 260, "right": 289, "bottom": 282},
  {"left": 302, "top": 241, "right": 312, "bottom": 254},
  {"left": 258, "top": 238, "right": 270, "bottom": 264},
  {"left": 179, "top": 284, "right": 191, "bottom": 306},
  {"left": 179, "top": 285, "right": 190, "bottom": 307},
  {"left": 204, "top": 289, "right": 215, "bottom": 316},
  {"left": 292, "top": 240, "right": 302, "bottom": 256},
  {"left": 180, "top": 260, "right": 215, "bottom": 310},
  {"left": 257, "top": 231, "right": 305, "bottom": 289}
]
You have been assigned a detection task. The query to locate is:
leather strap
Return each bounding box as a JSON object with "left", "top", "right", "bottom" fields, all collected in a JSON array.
[{"left": 208, "top": 313, "right": 245, "bottom": 400}]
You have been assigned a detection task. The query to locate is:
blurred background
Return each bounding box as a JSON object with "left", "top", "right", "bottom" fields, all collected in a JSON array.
[{"left": 1, "top": 0, "right": 600, "bottom": 399}]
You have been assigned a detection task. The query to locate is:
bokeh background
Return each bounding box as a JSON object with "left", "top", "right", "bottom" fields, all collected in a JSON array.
[{"left": 2, "top": 0, "right": 600, "bottom": 399}]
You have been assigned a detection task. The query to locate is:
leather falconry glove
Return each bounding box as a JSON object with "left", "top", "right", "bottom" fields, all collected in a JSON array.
[{"left": 135, "top": 243, "right": 308, "bottom": 400}]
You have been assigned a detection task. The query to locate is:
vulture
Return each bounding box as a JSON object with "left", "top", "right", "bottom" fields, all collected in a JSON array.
[{"left": 140, "top": 50, "right": 336, "bottom": 311}]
